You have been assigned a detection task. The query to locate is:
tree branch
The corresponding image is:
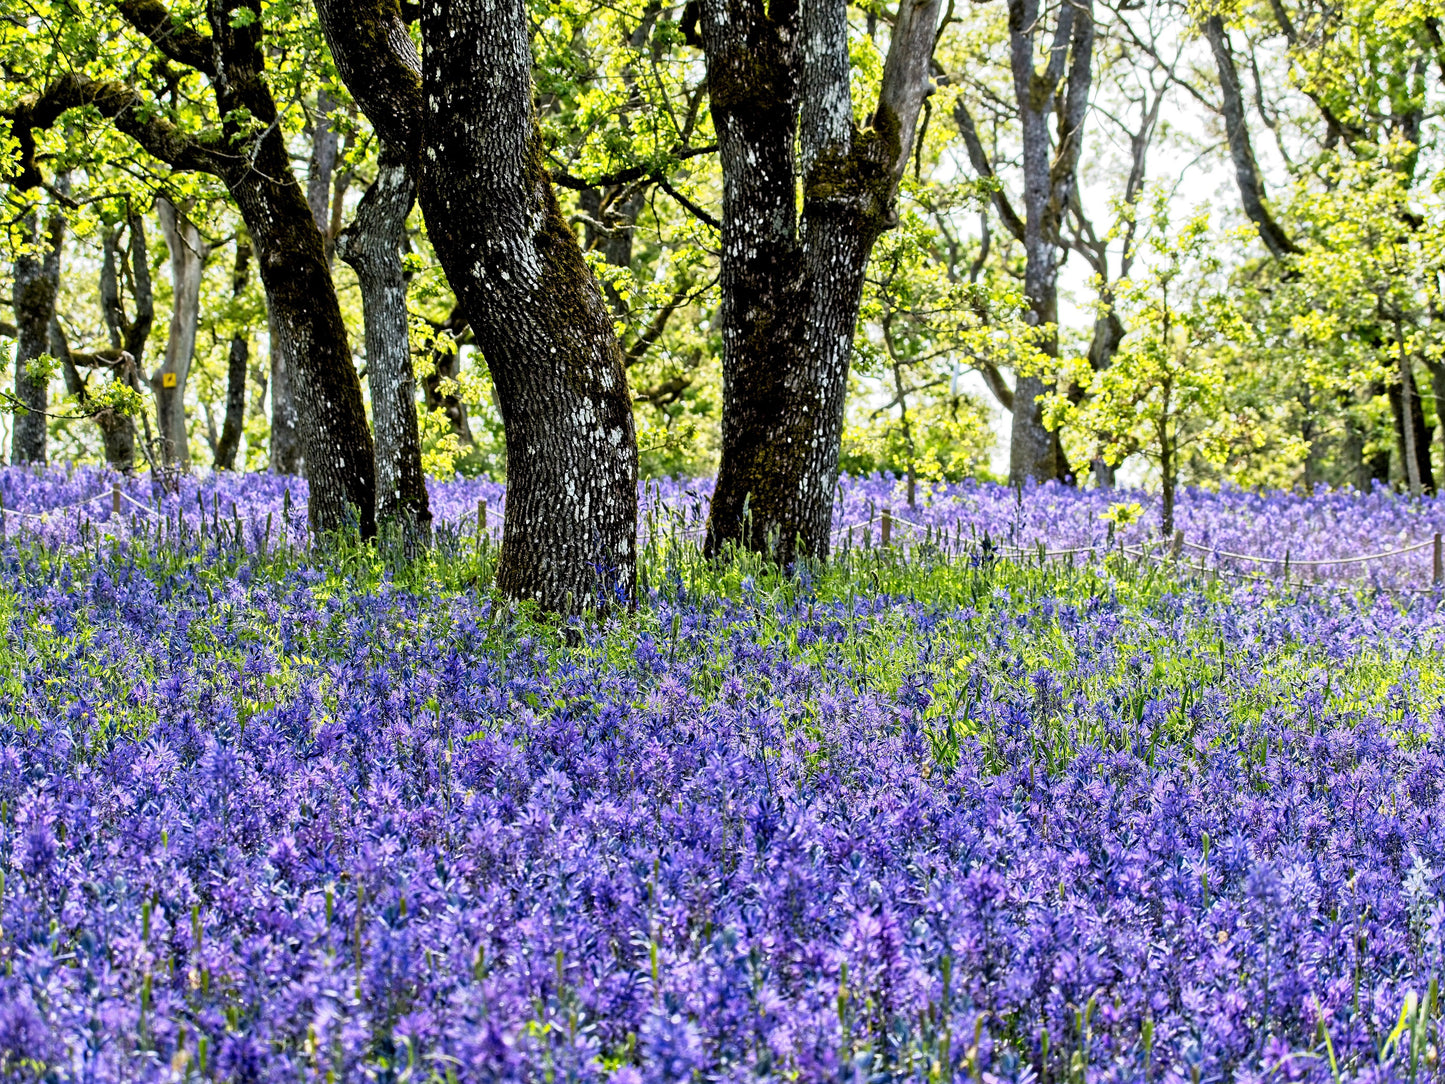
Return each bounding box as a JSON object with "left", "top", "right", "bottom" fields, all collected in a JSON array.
[
  {"left": 113, "top": 0, "right": 217, "bottom": 76},
  {"left": 1203, "top": 15, "right": 1299, "bottom": 258},
  {"left": 6, "top": 73, "right": 217, "bottom": 186},
  {"left": 550, "top": 144, "right": 718, "bottom": 191},
  {"left": 952, "top": 98, "right": 1026, "bottom": 243}
]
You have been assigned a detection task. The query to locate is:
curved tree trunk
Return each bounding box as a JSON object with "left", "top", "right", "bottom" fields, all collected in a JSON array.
[
  {"left": 155, "top": 196, "right": 206, "bottom": 470},
  {"left": 214, "top": 234, "right": 252, "bottom": 470},
  {"left": 317, "top": 0, "right": 639, "bottom": 612},
  {"left": 11, "top": 205, "right": 62, "bottom": 465},
  {"left": 336, "top": 143, "right": 432, "bottom": 546},
  {"left": 420, "top": 0, "right": 636, "bottom": 609}
]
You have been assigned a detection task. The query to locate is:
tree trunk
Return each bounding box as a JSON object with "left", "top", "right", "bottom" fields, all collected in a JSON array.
[
  {"left": 10, "top": 206, "right": 62, "bottom": 465},
  {"left": 93, "top": 213, "right": 154, "bottom": 470},
  {"left": 155, "top": 196, "right": 206, "bottom": 470},
  {"left": 1388, "top": 364, "right": 1434, "bottom": 494},
  {"left": 697, "top": 0, "right": 805, "bottom": 556},
  {"left": 336, "top": 143, "right": 432, "bottom": 545},
  {"left": 1007, "top": 0, "right": 1094, "bottom": 485},
  {"left": 307, "top": 88, "right": 340, "bottom": 262},
  {"left": 418, "top": 0, "right": 638, "bottom": 608},
  {"left": 700, "top": 0, "right": 941, "bottom": 560},
  {"left": 1203, "top": 15, "right": 1299, "bottom": 259},
  {"left": 214, "top": 234, "right": 252, "bottom": 470},
  {"left": 266, "top": 303, "right": 303, "bottom": 475},
  {"left": 317, "top": 0, "right": 640, "bottom": 610}
]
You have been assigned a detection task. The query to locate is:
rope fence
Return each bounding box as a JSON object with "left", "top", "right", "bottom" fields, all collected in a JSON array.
[{"left": 3, "top": 488, "right": 1443, "bottom": 592}]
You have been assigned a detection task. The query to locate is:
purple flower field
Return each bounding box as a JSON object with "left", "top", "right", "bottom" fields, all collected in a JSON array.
[{"left": 1, "top": 466, "right": 1444, "bottom": 1081}]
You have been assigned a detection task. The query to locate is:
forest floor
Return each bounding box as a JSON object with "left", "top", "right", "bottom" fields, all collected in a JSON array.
[{"left": 0, "top": 467, "right": 1442, "bottom": 1081}]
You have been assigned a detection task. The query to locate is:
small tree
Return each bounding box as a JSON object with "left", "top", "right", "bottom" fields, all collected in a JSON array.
[{"left": 1047, "top": 199, "right": 1236, "bottom": 536}]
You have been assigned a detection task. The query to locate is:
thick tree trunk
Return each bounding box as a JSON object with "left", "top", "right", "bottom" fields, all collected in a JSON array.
[
  {"left": 317, "top": 0, "right": 639, "bottom": 610},
  {"left": 417, "top": 0, "right": 637, "bottom": 609},
  {"left": 235, "top": 168, "right": 374, "bottom": 533},
  {"left": 214, "top": 235, "right": 252, "bottom": 470},
  {"left": 197, "top": 0, "right": 374, "bottom": 534},
  {"left": 11, "top": 207, "right": 62, "bottom": 465},
  {"left": 697, "top": 0, "right": 804, "bottom": 556},
  {"left": 700, "top": 0, "right": 941, "bottom": 560},
  {"left": 155, "top": 196, "right": 206, "bottom": 470},
  {"left": 336, "top": 143, "right": 432, "bottom": 544}
]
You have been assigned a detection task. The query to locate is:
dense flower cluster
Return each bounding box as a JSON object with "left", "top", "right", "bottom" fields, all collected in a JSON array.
[
  {"left": 4, "top": 467, "right": 1443, "bottom": 589},
  {"left": 0, "top": 467, "right": 1443, "bottom": 1081}
]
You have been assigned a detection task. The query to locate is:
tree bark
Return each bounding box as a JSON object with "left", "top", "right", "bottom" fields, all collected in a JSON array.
[
  {"left": 335, "top": 143, "right": 432, "bottom": 545},
  {"left": 307, "top": 87, "right": 340, "bottom": 262},
  {"left": 699, "top": 0, "right": 942, "bottom": 560},
  {"left": 91, "top": 214, "right": 154, "bottom": 468},
  {"left": 10, "top": 205, "right": 62, "bottom": 465},
  {"left": 317, "top": 0, "right": 640, "bottom": 611},
  {"left": 1007, "top": 0, "right": 1094, "bottom": 485},
  {"left": 154, "top": 196, "right": 206, "bottom": 470},
  {"left": 1388, "top": 364, "right": 1434, "bottom": 494},
  {"left": 266, "top": 303, "right": 303, "bottom": 475},
  {"left": 214, "top": 233, "right": 252, "bottom": 470}
]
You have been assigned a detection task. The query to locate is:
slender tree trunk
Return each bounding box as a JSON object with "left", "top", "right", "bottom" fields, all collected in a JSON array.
[
  {"left": 336, "top": 143, "right": 432, "bottom": 545},
  {"left": 11, "top": 205, "right": 62, "bottom": 465},
  {"left": 423, "top": 305, "right": 474, "bottom": 445},
  {"left": 1388, "top": 355, "right": 1434, "bottom": 495},
  {"left": 1203, "top": 15, "right": 1298, "bottom": 259},
  {"left": 155, "top": 196, "right": 206, "bottom": 470},
  {"left": 1086, "top": 308, "right": 1125, "bottom": 487},
  {"left": 214, "top": 234, "right": 252, "bottom": 470},
  {"left": 1007, "top": 0, "right": 1094, "bottom": 485},
  {"left": 307, "top": 87, "right": 340, "bottom": 262}
]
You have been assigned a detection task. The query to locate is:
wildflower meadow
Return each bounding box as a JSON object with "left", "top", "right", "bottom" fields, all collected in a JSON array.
[{"left": 1, "top": 467, "right": 1444, "bottom": 1082}]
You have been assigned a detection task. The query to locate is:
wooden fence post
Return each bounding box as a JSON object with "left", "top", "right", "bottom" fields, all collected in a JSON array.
[
  {"left": 112, "top": 483, "right": 121, "bottom": 516},
  {"left": 881, "top": 508, "right": 892, "bottom": 547},
  {"left": 1434, "top": 532, "right": 1442, "bottom": 587},
  {"left": 1170, "top": 529, "right": 1184, "bottom": 561}
]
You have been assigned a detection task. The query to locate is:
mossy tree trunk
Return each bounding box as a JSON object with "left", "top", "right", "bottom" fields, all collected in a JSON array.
[
  {"left": 317, "top": 0, "right": 639, "bottom": 612},
  {"left": 695, "top": 0, "right": 942, "bottom": 561}
]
